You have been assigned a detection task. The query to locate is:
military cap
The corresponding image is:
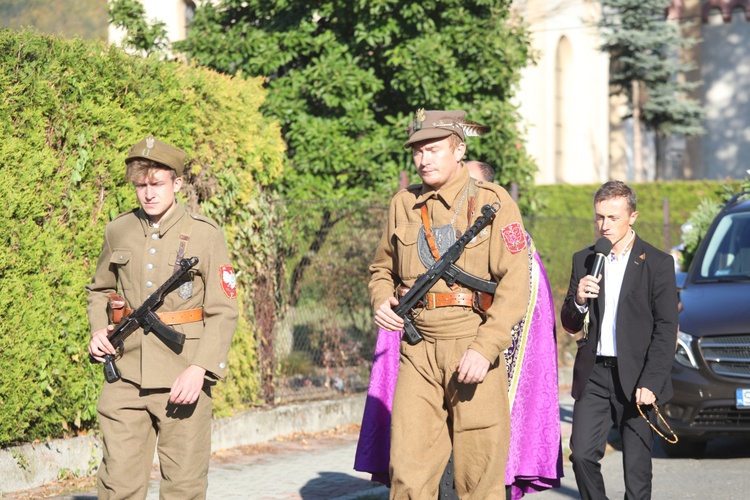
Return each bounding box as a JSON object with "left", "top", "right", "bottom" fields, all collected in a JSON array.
[
  {"left": 404, "top": 108, "right": 490, "bottom": 148},
  {"left": 126, "top": 136, "right": 187, "bottom": 176}
]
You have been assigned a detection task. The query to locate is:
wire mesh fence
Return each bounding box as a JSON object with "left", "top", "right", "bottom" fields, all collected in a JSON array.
[{"left": 265, "top": 199, "right": 684, "bottom": 404}]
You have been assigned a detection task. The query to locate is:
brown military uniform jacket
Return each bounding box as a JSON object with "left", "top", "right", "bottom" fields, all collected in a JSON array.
[
  {"left": 86, "top": 201, "right": 239, "bottom": 389},
  {"left": 369, "top": 166, "right": 530, "bottom": 363}
]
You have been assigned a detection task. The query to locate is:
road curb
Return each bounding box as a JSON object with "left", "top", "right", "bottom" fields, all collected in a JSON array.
[
  {"left": 3, "top": 367, "right": 577, "bottom": 495},
  {"left": 0, "top": 394, "right": 367, "bottom": 494}
]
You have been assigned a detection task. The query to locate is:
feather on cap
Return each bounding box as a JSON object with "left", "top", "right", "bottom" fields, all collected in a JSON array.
[{"left": 404, "top": 109, "right": 490, "bottom": 148}]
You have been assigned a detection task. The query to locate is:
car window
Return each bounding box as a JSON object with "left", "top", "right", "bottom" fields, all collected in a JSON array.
[{"left": 698, "top": 213, "right": 750, "bottom": 280}]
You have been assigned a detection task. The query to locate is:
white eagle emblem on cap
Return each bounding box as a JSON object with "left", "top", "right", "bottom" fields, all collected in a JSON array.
[{"left": 146, "top": 136, "right": 155, "bottom": 149}]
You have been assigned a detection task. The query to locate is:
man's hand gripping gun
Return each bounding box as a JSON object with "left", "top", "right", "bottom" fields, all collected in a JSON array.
[
  {"left": 91, "top": 257, "right": 199, "bottom": 383},
  {"left": 392, "top": 203, "right": 500, "bottom": 345}
]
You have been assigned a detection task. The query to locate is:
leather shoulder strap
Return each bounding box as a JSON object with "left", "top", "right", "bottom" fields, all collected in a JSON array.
[
  {"left": 173, "top": 214, "right": 194, "bottom": 272},
  {"left": 467, "top": 177, "right": 479, "bottom": 225}
]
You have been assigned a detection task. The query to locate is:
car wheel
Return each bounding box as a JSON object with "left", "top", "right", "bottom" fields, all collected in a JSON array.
[{"left": 662, "top": 439, "right": 708, "bottom": 458}]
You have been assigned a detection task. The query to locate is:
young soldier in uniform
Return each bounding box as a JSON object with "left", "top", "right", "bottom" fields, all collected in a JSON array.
[
  {"left": 87, "top": 136, "right": 239, "bottom": 499},
  {"left": 369, "top": 109, "right": 531, "bottom": 499}
]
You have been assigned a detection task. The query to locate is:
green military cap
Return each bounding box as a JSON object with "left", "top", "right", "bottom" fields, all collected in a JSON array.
[
  {"left": 404, "top": 108, "right": 490, "bottom": 148},
  {"left": 126, "top": 136, "right": 187, "bottom": 176}
]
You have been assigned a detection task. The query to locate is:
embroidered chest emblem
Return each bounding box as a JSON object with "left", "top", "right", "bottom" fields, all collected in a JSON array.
[
  {"left": 178, "top": 280, "right": 193, "bottom": 300},
  {"left": 417, "top": 224, "right": 456, "bottom": 268}
]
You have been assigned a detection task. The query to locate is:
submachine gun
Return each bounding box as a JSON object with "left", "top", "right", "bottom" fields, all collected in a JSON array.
[
  {"left": 91, "top": 256, "right": 199, "bottom": 383},
  {"left": 393, "top": 203, "right": 500, "bottom": 345}
]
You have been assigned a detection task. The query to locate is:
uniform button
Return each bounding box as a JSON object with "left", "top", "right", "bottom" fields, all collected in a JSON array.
[
  {"left": 219, "top": 362, "right": 226, "bottom": 369},
  {"left": 149, "top": 248, "right": 156, "bottom": 254},
  {"left": 146, "top": 281, "right": 153, "bottom": 288},
  {"left": 151, "top": 233, "right": 159, "bottom": 240},
  {"left": 118, "top": 255, "right": 124, "bottom": 260},
  {"left": 146, "top": 263, "right": 153, "bottom": 270}
]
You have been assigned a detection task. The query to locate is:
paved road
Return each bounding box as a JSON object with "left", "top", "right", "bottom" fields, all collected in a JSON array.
[
  {"left": 535, "top": 434, "right": 750, "bottom": 500},
  {"left": 38, "top": 430, "right": 750, "bottom": 500},
  {"left": 18, "top": 427, "right": 388, "bottom": 500},
  {"left": 8, "top": 368, "right": 750, "bottom": 500}
]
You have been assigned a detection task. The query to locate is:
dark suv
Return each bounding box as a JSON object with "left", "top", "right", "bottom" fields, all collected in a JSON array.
[{"left": 660, "top": 192, "right": 750, "bottom": 457}]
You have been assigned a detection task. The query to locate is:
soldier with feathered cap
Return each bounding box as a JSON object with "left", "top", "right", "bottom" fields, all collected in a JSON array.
[{"left": 368, "top": 109, "right": 531, "bottom": 498}]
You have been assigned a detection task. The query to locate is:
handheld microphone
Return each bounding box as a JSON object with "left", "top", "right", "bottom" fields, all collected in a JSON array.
[{"left": 591, "top": 237, "right": 613, "bottom": 279}]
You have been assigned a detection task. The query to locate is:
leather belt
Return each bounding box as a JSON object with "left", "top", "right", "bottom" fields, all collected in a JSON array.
[
  {"left": 596, "top": 356, "right": 617, "bottom": 368},
  {"left": 396, "top": 286, "right": 493, "bottom": 312},
  {"left": 122, "top": 307, "right": 204, "bottom": 325}
]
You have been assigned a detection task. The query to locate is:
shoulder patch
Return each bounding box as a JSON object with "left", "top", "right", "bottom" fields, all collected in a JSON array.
[
  {"left": 502, "top": 222, "right": 527, "bottom": 255},
  {"left": 220, "top": 265, "right": 237, "bottom": 299}
]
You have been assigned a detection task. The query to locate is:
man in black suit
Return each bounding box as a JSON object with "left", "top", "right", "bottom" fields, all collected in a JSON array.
[{"left": 561, "top": 180, "right": 678, "bottom": 500}]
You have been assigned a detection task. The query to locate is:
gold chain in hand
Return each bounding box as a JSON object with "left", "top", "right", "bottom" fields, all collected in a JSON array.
[{"left": 637, "top": 402, "right": 678, "bottom": 444}]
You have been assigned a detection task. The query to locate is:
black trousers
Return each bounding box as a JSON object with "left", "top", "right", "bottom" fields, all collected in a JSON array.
[{"left": 569, "top": 361, "right": 654, "bottom": 500}]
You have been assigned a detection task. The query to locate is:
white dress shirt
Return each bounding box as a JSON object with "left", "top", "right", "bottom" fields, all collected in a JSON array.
[{"left": 597, "top": 231, "right": 636, "bottom": 357}]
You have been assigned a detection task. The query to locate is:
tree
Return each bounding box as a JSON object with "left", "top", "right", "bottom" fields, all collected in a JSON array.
[
  {"left": 108, "top": 0, "right": 168, "bottom": 56},
  {"left": 170, "top": 0, "right": 536, "bottom": 304},
  {"left": 597, "top": 0, "right": 703, "bottom": 180},
  {"left": 174, "top": 1, "right": 535, "bottom": 201}
]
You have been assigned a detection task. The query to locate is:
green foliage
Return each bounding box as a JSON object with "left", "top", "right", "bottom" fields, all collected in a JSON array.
[
  {"left": 598, "top": 0, "right": 703, "bottom": 135},
  {"left": 680, "top": 198, "right": 722, "bottom": 270},
  {"left": 0, "top": 28, "right": 285, "bottom": 445},
  {"left": 107, "top": 0, "right": 168, "bottom": 56},
  {"left": 679, "top": 176, "right": 750, "bottom": 270},
  {"left": 533, "top": 180, "right": 741, "bottom": 223},
  {"left": 174, "top": 0, "right": 538, "bottom": 212}
]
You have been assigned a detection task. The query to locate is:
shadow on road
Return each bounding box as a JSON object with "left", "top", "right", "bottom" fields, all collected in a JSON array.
[
  {"left": 300, "top": 472, "right": 383, "bottom": 499},
  {"left": 653, "top": 436, "right": 750, "bottom": 460},
  {"left": 546, "top": 484, "right": 581, "bottom": 498}
]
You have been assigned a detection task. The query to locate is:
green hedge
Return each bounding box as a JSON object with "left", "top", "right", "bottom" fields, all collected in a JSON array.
[
  {"left": 530, "top": 180, "right": 742, "bottom": 362},
  {"left": 533, "top": 180, "right": 742, "bottom": 222},
  {"left": 0, "top": 29, "right": 285, "bottom": 446}
]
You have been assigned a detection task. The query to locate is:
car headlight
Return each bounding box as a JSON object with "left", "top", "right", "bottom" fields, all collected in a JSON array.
[{"left": 675, "top": 331, "right": 699, "bottom": 369}]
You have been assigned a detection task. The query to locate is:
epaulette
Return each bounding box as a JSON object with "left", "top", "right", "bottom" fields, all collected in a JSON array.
[
  {"left": 112, "top": 208, "right": 139, "bottom": 221},
  {"left": 190, "top": 213, "right": 220, "bottom": 229},
  {"left": 474, "top": 179, "right": 510, "bottom": 198}
]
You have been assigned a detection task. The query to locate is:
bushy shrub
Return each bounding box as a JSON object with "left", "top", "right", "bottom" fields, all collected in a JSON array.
[{"left": 0, "top": 28, "right": 285, "bottom": 445}]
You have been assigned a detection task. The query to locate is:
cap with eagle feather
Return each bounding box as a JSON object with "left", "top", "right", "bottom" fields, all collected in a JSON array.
[{"left": 404, "top": 108, "right": 490, "bottom": 148}]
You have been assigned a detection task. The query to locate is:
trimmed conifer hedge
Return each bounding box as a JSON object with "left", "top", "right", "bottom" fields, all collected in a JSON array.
[{"left": 0, "top": 28, "right": 285, "bottom": 446}]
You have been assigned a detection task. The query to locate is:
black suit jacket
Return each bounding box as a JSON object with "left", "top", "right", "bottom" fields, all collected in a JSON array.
[{"left": 561, "top": 235, "right": 679, "bottom": 403}]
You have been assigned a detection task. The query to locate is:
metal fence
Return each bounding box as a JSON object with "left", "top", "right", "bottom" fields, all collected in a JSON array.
[{"left": 266, "top": 199, "right": 684, "bottom": 404}]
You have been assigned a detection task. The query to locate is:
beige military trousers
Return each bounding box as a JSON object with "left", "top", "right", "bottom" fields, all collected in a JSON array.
[
  {"left": 389, "top": 335, "right": 510, "bottom": 500},
  {"left": 96, "top": 378, "right": 213, "bottom": 500}
]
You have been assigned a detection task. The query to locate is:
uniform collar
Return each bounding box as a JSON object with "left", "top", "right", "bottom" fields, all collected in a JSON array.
[
  {"left": 136, "top": 201, "right": 186, "bottom": 236},
  {"left": 415, "top": 164, "right": 470, "bottom": 208}
]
